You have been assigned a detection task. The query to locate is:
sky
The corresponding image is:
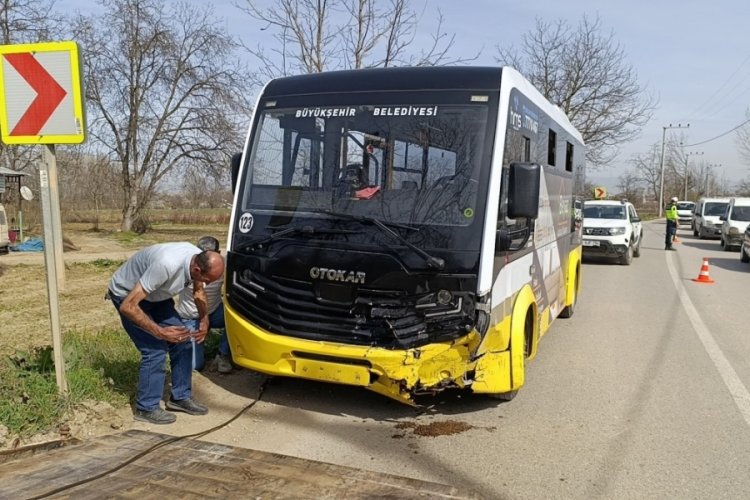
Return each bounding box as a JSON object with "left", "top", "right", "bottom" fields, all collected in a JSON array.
[{"left": 58, "top": 0, "right": 750, "bottom": 192}]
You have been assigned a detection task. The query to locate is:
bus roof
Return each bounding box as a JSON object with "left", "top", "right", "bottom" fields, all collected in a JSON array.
[{"left": 262, "top": 66, "right": 504, "bottom": 97}]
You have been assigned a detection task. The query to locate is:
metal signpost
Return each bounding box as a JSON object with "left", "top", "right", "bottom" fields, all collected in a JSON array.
[{"left": 0, "top": 41, "right": 87, "bottom": 393}]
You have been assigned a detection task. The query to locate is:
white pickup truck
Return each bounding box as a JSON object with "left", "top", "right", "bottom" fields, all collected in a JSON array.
[{"left": 582, "top": 199, "right": 643, "bottom": 265}]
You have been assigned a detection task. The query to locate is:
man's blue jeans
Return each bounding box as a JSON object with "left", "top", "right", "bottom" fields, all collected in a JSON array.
[
  {"left": 182, "top": 307, "right": 227, "bottom": 371},
  {"left": 109, "top": 292, "right": 193, "bottom": 412}
]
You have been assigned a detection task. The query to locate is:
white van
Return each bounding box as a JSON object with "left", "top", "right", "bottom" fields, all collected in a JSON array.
[
  {"left": 719, "top": 197, "right": 750, "bottom": 250},
  {"left": 692, "top": 197, "right": 730, "bottom": 239},
  {"left": 0, "top": 203, "right": 10, "bottom": 254},
  {"left": 675, "top": 200, "right": 695, "bottom": 225}
]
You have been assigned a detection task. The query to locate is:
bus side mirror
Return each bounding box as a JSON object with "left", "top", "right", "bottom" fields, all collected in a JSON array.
[
  {"left": 230, "top": 152, "right": 242, "bottom": 193},
  {"left": 508, "top": 162, "right": 541, "bottom": 219}
]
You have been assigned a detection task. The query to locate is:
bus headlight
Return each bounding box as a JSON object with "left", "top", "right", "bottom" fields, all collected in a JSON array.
[{"left": 436, "top": 289, "right": 453, "bottom": 305}]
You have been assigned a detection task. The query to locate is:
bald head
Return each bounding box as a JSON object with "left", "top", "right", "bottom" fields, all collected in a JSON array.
[{"left": 191, "top": 250, "right": 225, "bottom": 285}]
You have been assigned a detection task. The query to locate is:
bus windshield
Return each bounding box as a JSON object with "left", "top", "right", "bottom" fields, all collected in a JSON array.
[{"left": 241, "top": 104, "right": 490, "bottom": 228}]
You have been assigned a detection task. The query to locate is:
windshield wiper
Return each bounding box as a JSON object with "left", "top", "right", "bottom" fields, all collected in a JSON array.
[
  {"left": 321, "top": 210, "right": 445, "bottom": 270},
  {"left": 243, "top": 225, "right": 361, "bottom": 251}
]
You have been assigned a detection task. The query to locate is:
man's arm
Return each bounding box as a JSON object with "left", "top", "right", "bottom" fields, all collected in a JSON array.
[
  {"left": 120, "top": 282, "right": 189, "bottom": 343},
  {"left": 192, "top": 281, "right": 210, "bottom": 342}
]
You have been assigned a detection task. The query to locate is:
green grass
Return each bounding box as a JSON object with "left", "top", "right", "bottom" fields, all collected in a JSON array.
[
  {"left": 75, "top": 259, "right": 126, "bottom": 271},
  {"left": 0, "top": 329, "right": 139, "bottom": 438},
  {"left": 0, "top": 327, "right": 227, "bottom": 438}
]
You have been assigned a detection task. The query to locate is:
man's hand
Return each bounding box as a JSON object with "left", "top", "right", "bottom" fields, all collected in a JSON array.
[
  {"left": 121, "top": 283, "right": 191, "bottom": 344},
  {"left": 191, "top": 316, "right": 209, "bottom": 343},
  {"left": 158, "top": 325, "right": 192, "bottom": 343}
]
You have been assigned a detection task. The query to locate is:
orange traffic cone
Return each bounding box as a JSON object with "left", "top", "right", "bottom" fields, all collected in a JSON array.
[
  {"left": 692, "top": 257, "right": 715, "bottom": 284},
  {"left": 673, "top": 234, "right": 680, "bottom": 244}
]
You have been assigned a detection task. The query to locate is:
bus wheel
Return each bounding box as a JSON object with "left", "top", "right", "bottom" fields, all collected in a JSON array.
[
  {"left": 489, "top": 307, "right": 531, "bottom": 401},
  {"left": 559, "top": 270, "right": 578, "bottom": 319},
  {"left": 493, "top": 389, "right": 518, "bottom": 401}
]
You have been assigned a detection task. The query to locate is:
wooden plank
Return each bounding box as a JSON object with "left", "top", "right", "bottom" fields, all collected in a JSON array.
[
  {"left": 0, "top": 438, "right": 79, "bottom": 465},
  {"left": 0, "top": 430, "right": 480, "bottom": 499}
]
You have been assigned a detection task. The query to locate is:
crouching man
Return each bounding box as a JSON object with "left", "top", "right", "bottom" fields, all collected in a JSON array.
[{"left": 107, "top": 242, "right": 224, "bottom": 424}]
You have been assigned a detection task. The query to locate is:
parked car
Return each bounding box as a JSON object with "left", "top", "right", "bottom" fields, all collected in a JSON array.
[
  {"left": 0, "top": 203, "right": 10, "bottom": 254},
  {"left": 692, "top": 197, "right": 730, "bottom": 239},
  {"left": 582, "top": 199, "right": 642, "bottom": 265},
  {"left": 675, "top": 200, "right": 695, "bottom": 226},
  {"left": 719, "top": 197, "right": 750, "bottom": 251},
  {"left": 740, "top": 225, "right": 750, "bottom": 263}
]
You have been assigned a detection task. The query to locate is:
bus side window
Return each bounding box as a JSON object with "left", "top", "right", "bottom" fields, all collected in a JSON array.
[{"left": 548, "top": 129, "right": 557, "bottom": 166}]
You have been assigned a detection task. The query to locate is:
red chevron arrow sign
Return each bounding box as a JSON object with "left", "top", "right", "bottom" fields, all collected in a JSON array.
[{"left": 0, "top": 41, "right": 86, "bottom": 144}]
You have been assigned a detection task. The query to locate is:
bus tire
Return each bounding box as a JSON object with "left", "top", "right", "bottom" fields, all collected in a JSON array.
[
  {"left": 491, "top": 389, "right": 518, "bottom": 401},
  {"left": 559, "top": 270, "right": 578, "bottom": 318},
  {"left": 489, "top": 306, "right": 532, "bottom": 401}
]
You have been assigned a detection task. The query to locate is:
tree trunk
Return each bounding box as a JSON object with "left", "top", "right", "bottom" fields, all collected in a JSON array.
[{"left": 121, "top": 191, "right": 139, "bottom": 232}]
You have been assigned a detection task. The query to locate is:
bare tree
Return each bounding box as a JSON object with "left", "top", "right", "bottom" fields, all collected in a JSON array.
[
  {"left": 632, "top": 143, "right": 661, "bottom": 202},
  {"left": 0, "top": 0, "right": 61, "bottom": 176},
  {"left": 180, "top": 168, "right": 232, "bottom": 209},
  {"left": 496, "top": 16, "right": 655, "bottom": 167},
  {"left": 234, "top": 0, "right": 478, "bottom": 83},
  {"left": 0, "top": 0, "right": 59, "bottom": 44},
  {"left": 72, "top": 0, "right": 252, "bottom": 232},
  {"left": 57, "top": 149, "right": 121, "bottom": 229},
  {"left": 616, "top": 170, "right": 642, "bottom": 203},
  {"left": 735, "top": 177, "right": 750, "bottom": 197}
]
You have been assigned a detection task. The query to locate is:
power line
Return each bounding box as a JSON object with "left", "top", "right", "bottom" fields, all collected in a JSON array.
[
  {"left": 683, "top": 52, "right": 750, "bottom": 121},
  {"left": 684, "top": 118, "right": 750, "bottom": 147}
]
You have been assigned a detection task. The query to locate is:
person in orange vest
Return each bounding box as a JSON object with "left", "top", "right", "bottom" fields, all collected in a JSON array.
[{"left": 665, "top": 197, "right": 679, "bottom": 250}]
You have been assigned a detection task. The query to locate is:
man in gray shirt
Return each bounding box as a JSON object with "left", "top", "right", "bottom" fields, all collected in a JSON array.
[{"left": 108, "top": 242, "right": 224, "bottom": 424}]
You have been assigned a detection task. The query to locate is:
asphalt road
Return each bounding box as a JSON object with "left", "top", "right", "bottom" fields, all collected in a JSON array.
[{"left": 141, "top": 220, "right": 750, "bottom": 499}]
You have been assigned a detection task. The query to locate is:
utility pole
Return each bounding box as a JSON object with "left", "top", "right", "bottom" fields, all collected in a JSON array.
[
  {"left": 658, "top": 123, "right": 689, "bottom": 217},
  {"left": 684, "top": 151, "right": 703, "bottom": 200}
]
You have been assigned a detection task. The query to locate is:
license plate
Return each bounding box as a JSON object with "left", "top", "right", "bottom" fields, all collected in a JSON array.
[{"left": 583, "top": 240, "right": 600, "bottom": 247}]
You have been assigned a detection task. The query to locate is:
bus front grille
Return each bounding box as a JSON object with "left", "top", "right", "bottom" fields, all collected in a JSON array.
[{"left": 227, "top": 270, "right": 466, "bottom": 348}]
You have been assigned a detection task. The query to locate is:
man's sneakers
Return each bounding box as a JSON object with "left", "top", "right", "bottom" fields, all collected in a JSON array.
[
  {"left": 134, "top": 408, "right": 177, "bottom": 425},
  {"left": 215, "top": 353, "right": 233, "bottom": 374},
  {"left": 165, "top": 398, "right": 209, "bottom": 415},
  {"left": 134, "top": 399, "right": 208, "bottom": 424},
  {"left": 665, "top": 246, "right": 677, "bottom": 251}
]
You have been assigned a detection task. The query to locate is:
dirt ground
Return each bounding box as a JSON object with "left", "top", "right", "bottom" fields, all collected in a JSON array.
[{"left": 0, "top": 230, "right": 135, "bottom": 357}]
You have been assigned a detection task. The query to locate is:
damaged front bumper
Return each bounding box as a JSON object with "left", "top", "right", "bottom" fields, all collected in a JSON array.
[{"left": 225, "top": 302, "right": 482, "bottom": 404}]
